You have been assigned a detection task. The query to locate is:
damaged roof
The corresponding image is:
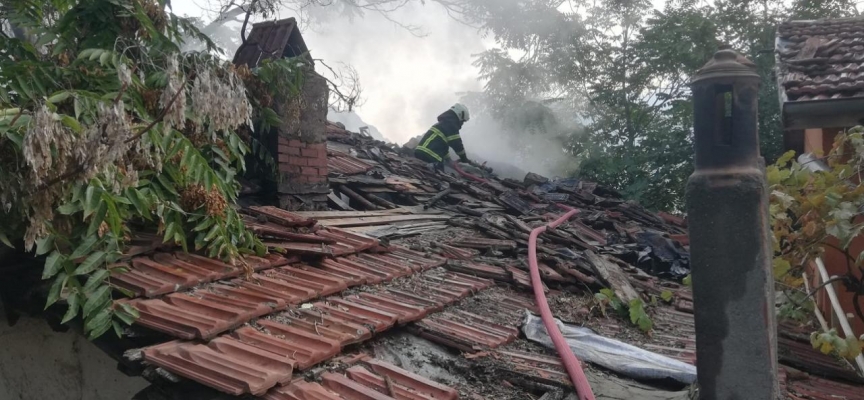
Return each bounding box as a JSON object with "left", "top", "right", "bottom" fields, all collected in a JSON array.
[
  {"left": 102, "top": 122, "right": 864, "bottom": 399},
  {"left": 233, "top": 18, "right": 312, "bottom": 68}
]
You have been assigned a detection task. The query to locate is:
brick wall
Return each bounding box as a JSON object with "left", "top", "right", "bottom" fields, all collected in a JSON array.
[{"left": 277, "top": 137, "right": 329, "bottom": 184}]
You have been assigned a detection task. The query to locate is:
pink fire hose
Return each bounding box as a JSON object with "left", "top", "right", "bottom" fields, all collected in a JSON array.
[
  {"left": 450, "top": 160, "right": 595, "bottom": 398},
  {"left": 528, "top": 204, "right": 596, "bottom": 400},
  {"left": 450, "top": 160, "right": 489, "bottom": 184}
]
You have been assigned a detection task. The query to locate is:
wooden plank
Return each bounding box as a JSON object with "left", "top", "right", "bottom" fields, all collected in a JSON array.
[
  {"left": 247, "top": 206, "right": 315, "bottom": 227},
  {"left": 319, "top": 214, "right": 453, "bottom": 228},
  {"left": 351, "top": 223, "right": 445, "bottom": 239},
  {"left": 328, "top": 191, "right": 355, "bottom": 211},
  {"left": 293, "top": 209, "right": 413, "bottom": 219},
  {"left": 584, "top": 251, "right": 639, "bottom": 304},
  {"left": 246, "top": 224, "right": 336, "bottom": 243},
  {"left": 359, "top": 187, "right": 399, "bottom": 193}
]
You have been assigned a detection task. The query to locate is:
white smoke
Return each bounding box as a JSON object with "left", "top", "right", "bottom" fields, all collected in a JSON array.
[
  {"left": 172, "top": 1, "right": 582, "bottom": 179},
  {"left": 460, "top": 109, "right": 582, "bottom": 180}
]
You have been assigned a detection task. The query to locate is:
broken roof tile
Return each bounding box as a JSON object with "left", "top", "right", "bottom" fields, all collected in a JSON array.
[
  {"left": 248, "top": 206, "right": 317, "bottom": 227},
  {"left": 444, "top": 261, "right": 510, "bottom": 281},
  {"left": 387, "top": 246, "right": 447, "bottom": 268},
  {"left": 353, "top": 253, "right": 417, "bottom": 276},
  {"left": 273, "top": 308, "right": 374, "bottom": 345},
  {"left": 232, "top": 274, "right": 318, "bottom": 304},
  {"left": 129, "top": 291, "right": 275, "bottom": 340},
  {"left": 784, "top": 367, "right": 864, "bottom": 400},
  {"left": 492, "top": 350, "right": 571, "bottom": 387},
  {"left": 413, "top": 311, "right": 519, "bottom": 352},
  {"left": 325, "top": 298, "right": 402, "bottom": 327},
  {"left": 263, "top": 265, "right": 349, "bottom": 297},
  {"left": 432, "top": 243, "right": 480, "bottom": 260},
  {"left": 345, "top": 293, "right": 430, "bottom": 324},
  {"left": 317, "top": 228, "right": 380, "bottom": 253},
  {"left": 337, "top": 256, "right": 406, "bottom": 281},
  {"left": 321, "top": 372, "right": 396, "bottom": 400},
  {"left": 230, "top": 325, "right": 338, "bottom": 370},
  {"left": 449, "top": 237, "right": 518, "bottom": 250},
  {"left": 142, "top": 338, "right": 295, "bottom": 396},
  {"left": 779, "top": 336, "right": 864, "bottom": 383},
  {"left": 111, "top": 252, "right": 277, "bottom": 299},
  {"left": 345, "top": 359, "right": 459, "bottom": 400},
  {"left": 319, "top": 258, "right": 382, "bottom": 285},
  {"left": 499, "top": 190, "right": 534, "bottom": 215},
  {"left": 382, "top": 289, "right": 447, "bottom": 313},
  {"left": 312, "top": 301, "right": 397, "bottom": 333},
  {"left": 344, "top": 367, "right": 427, "bottom": 400},
  {"left": 261, "top": 380, "right": 342, "bottom": 400},
  {"left": 328, "top": 150, "right": 375, "bottom": 175},
  {"left": 263, "top": 228, "right": 379, "bottom": 257}
]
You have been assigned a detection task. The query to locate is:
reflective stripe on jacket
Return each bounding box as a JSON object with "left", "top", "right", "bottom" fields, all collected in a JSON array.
[{"left": 413, "top": 110, "right": 467, "bottom": 163}]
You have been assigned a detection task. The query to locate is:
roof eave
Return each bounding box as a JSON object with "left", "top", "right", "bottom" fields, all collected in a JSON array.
[{"left": 782, "top": 97, "right": 864, "bottom": 130}]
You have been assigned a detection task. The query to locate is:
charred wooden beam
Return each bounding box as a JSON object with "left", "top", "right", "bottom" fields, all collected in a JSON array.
[
  {"left": 338, "top": 185, "right": 382, "bottom": 210},
  {"left": 364, "top": 192, "right": 398, "bottom": 209},
  {"left": 455, "top": 205, "right": 485, "bottom": 217},
  {"left": 424, "top": 188, "right": 452, "bottom": 210}
]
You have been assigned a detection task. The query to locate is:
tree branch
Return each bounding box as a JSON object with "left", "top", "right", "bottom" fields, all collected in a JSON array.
[
  {"left": 125, "top": 79, "right": 187, "bottom": 144},
  {"left": 240, "top": 0, "right": 257, "bottom": 45},
  {"left": 34, "top": 75, "right": 189, "bottom": 193},
  {"left": 806, "top": 275, "right": 848, "bottom": 299}
]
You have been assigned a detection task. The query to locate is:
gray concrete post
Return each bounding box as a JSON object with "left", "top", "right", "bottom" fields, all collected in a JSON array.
[{"left": 686, "top": 49, "right": 779, "bottom": 399}]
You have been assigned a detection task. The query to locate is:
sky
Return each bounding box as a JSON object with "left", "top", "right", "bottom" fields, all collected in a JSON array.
[{"left": 172, "top": 0, "right": 492, "bottom": 145}]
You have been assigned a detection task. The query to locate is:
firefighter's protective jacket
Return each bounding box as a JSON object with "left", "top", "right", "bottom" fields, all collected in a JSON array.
[{"left": 413, "top": 110, "right": 468, "bottom": 163}]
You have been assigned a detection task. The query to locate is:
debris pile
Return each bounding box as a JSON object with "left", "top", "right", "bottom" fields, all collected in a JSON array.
[{"left": 114, "top": 122, "right": 863, "bottom": 400}]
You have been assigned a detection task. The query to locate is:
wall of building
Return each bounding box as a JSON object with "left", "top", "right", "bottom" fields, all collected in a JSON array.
[
  {"left": 813, "top": 232, "right": 864, "bottom": 337},
  {"left": 803, "top": 127, "right": 845, "bottom": 155},
  {"left": 0, "top": 311, "right": 148, "bottom": 400}
]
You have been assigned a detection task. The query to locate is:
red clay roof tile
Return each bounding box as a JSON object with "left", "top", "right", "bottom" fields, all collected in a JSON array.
[
  {"left": 321, "top": 372, "right": 396, "bottom": 400},
  {"left": 111, "top": 252, "right": 279, "bottom": 298},
  {"left": 349, "top": 293, "right": 431, "bottom": 323},
  {"left": 261, "top": 380, "right": 343, "bottom": 400},
  {"left": 344, "top": 367, "right": 431, "bottom": 400},
  {"left": 777, "top": 17, "right": 864, "bottom": 102},
  {"left": 363, "top": 358, "right": 459, "bottom": 400},
  {"left": 413, "top": 311, "right": 519, "bottom": 352},
  {"left": 142, "top": 339, "right": 295, "bottom": 396},
  {"left": 264, "top": 265, "right": 349, "bottom": 297},
  {"left": 312, "top": 301, "right": 396, "bottom": 333}
]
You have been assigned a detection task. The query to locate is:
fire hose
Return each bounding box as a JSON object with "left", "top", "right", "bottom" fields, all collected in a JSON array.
[
  {"left": 450, "top": 159, "right": 596, "bottom": 398},
  {"left": 528, "top": 205, "right": 596, "bottom": 400},
  {"left": 450, "top": 160, "right": 489, "bottom": 184}
]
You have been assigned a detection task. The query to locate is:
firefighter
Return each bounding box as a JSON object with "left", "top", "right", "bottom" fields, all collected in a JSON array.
[{"left": 414, "top": 103, "right": 473, "bottom": 171}]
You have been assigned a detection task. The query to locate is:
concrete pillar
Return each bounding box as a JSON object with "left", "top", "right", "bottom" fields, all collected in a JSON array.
[{"left": 686, "top": 49, "right": 779, "bottom": 399}]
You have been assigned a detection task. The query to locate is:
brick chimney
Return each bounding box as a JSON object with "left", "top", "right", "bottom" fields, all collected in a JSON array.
[{"left": 233, "top": 18, "right": 331, "bottom": 210}]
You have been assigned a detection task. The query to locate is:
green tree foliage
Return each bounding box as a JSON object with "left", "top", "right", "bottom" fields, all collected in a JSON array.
[
  {"left": 0, "top": 0, "right": 303, "bottom": 338},
  {"left": 768, "top": 129, "right": 864, "bottom": 359},
  {"left": 453, "top": 0, "right": 858, "bottom": 211}
]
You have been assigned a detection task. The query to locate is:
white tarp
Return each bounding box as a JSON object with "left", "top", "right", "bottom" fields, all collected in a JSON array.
[{"left": 522, "top": 312, "right": 697, "bottom": 384}]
